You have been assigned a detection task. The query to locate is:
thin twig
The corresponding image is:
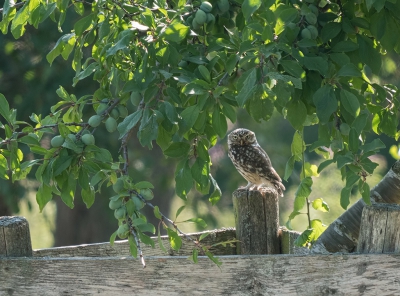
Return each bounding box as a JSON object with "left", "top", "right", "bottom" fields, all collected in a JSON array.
[
  {"left": 217, "top": 72, "right": 229, "bottom": 86},
  {"left": 0, "top": 2, "right": 24, "bottom": 13},
  {"left": 128, "top": 223, "right": 146, "bottom": 268},
  {"left": 132, "top": 190, "right": 200, "bottom": 247}
]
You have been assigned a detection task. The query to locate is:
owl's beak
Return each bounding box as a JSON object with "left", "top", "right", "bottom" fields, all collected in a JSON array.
[{"left": 240, "top": 140, "right": 243, "bottom": 145}]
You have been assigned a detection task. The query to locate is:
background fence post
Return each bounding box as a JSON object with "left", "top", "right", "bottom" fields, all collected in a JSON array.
[
  {"left": 357, "top": 203, "right": 400, "bottom": 253},
  {"left": 233, "top": 188, "right": 280, "bottom": 255},
  {"left": 0, "top": 216, "right": 32, "bottom": 257}
]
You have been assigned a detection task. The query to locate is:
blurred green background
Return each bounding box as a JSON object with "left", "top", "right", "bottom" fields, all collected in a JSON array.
[{"left": 0, "top": 14, "right": 399, "bottom": 249}]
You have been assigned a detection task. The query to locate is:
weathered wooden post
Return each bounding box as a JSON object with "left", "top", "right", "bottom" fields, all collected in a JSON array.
[
  {"left": 0, "top": 216, "right": 32, "bottom": 257},
  {"left": 233, "top": 188, "right": 280, "bottom": 254},
  {"left": 357, "top": 204, "right": 400, "bottom": 253}
]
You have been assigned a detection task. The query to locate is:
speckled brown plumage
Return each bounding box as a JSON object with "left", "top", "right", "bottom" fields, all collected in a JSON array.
[{"left": 228, "top": 128, "right": 285, "bottom": 197}]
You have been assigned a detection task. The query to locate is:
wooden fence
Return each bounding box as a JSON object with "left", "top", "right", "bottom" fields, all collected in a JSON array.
[{"left": 2, "top": 190, "right": 400, "bottom": 295}]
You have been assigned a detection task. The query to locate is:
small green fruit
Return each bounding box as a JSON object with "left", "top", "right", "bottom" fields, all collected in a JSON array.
[
  {"left": 110, "top": 109, "right": 119, "bottom": 119},
  {"left": 117, "top": 105, "right": 128, "bottom": 118},
  {"left": 113, "top": 178, "right": 124, "bottom": 193},
  {"left": 301, "top": 28, "right": 312, "bottom": 39},
  {"left": 192, "top": 18, "right": 201, "bottom": 30},
  {"left": 200, "top": 1, "right": 213, "bottom": 13},
  {"left": 114, "top": 207, "right": 127, "bottom": 220},
  {"left": 116, "top": 224, "right": 129, "bottom": 238},
  {"left": 105, "top": 117, "right": 118, "bottom": 133},
  {"left": 109, "top": 199, "right": 123, "bottom": 210},
  {"left": 51, "top": 135, "right": 64, "bottom": 148},
  {"left": 88, "top": 115, "right": 102, "bottom": 127},
  {"left": 140, "top": 188, "right": 154, "bottom": 200},
  {"left": 81, "top": 134, "right": 95, "bottom": 145},
  {"left": 217, "top": 0, "right": 230, "bottom": 13},
  {"left": 305, "top": 12, "right": 317, "bottom": 25},
  {"left": 195, "top": 9, "right": 207, "bottom": 25},
  {"left": 307, "top": 25, "right": 318, "bottom": 39},
  {"left": 96, "top": 103, "right": 109, "bottom": 115},
  {"left": 206, "top": 13, "right": 215, "bottom": 23},
  {"left": 130, "top": 92, "right": 142, "bottom": 106}
]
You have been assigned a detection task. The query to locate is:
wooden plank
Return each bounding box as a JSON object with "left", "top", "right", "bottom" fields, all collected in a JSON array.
[
  {"left": 33, "top": 228, "right": 237, "bottom": 257},
  {"left": 1, "top": 254, "right": 400, "bottom": 295}
]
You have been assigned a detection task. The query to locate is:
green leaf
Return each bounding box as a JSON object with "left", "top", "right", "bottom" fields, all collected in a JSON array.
[
  {"left": 205, "top": 250, "right": 222, "bottom": 267},
  {"left": 118, "top": 109, "right": 143, "bottom": 139},
  {"left": 134, "top": 181, "right": 154, "bottom": 190},
  {"left": 302, "top": 57, "right": 328, "bottom": 76},
  {"left": 60, "top": 174, "right": 76, "bottom": 209},
  {"left": 110, "top": 230, "right": 118, "bottom": 246},
  {"left": 337, "top": 63, "right": 361, "bottom": 77},
  {"left": 313, "top": 85, "right": 337, "bottom": 124},
  {"left": 280, "top": 60, "right": 305, "bottom": 79},
  {"left": 180, "top": 105, "right": 200, "bottom": 134},
  {"left": 345, "top": 171, "right": 360, "bottom": 188},
  {"left": 52, "top": 154, "right": 73, "bottom": 176},
  {"left": 361, "top": 139, "right": 385, "bottom": 153},
  {"left": 154, "top": 205, "right": 162, "bottom": 219},
  {"left": 286, "top": 99, "right": 307, "bottom": 130},
  {"left": 163, "top": 20, "right": 189, "bottom": 43},
  {"left": 158, "top": 228, "right": 167, "bottom": 253},
  {"left": 175, "top": 205, "right": 186, "bottom": 219},
  {"left": 74, "top": 14, "right": 93, "bottom": 36},
  {"left": 361, "top": 182, "right": 371, "bottom": 205},
  {"left": 128, "top": 235, "right": 138, "bottom": 258},
  {"left": 106, "top": 30, "right": 134, "bottom": 57},
  {"left": 294, "top": 229, "right": 313, "bottom": 247},
  {"left": 340, "top": 89, "right": 360, "bottom": 118},
  {"left": 331, "top": 40, "right": 359, "bottom": 52},
  {"left": 190, "top": 248, "right": 199, "bottom": 263},
  {"left": 357, "top": 34, "right": 381, "bottom": 74},
  {"left": 242, "top": 0, "right": 262, "bottom": 20},
  {"left": 291, "top": 132, "right": 305, "bottom": 161},
  {"left": 138, "top": 113, "right": 158, "bottom": 148},
  {"left": 348, "top": 128, "right": 359, "bottom": 153},
  {"left": 175, "top": 160, "right": 193, "bottom": 199},
  {"left": 284, "top": 155, "right": 295, "bottom": 181},
  {"left": 167, "top": 228, "right": 182, "bottom": 251},
  {"left": 293, "top": 177, "right": 313, "bottom": 212},
  {"left": 352, "top": 113, "right": 368, "bottom": 134},
  {"left": 220, "top": 101, "right": 237, "bottom": 123},
  {"left": 318, "top": 159, "right": 334, "bottom": 173},
  {"left": 312, "top": 198, "right": 330, "bottom": 212},
  {"left": 209, "top": 174, "right": 222, "bottom": 205},
  {"left": 212, "top": 107, "right": 227, "bottom": 138},
  {"left": 81, "top": 186, "right": 95, "bottom": 208},
  {"left": 0, "top": 94, "right": 11, "bottom": 122},
  {"left": 340, "top": 187, "right": 351, "bottom": 209},
  {"left": 183, "top": 218, "right": 207, "bottom": 229},
  {"left": 198, "top": 65, "right": 211, "bottom": 82},
  {"left": 164, "top": 142, "right": 190, "bottom": 158},
  {"left": 191, "top": 158, "right": 210, "bottom": 192},
  {"left": 236, "top": 68, "right": 257, "bottom": 107},
  {"left": 36, "top": 184, "right": 53, "bottom": 212},
  {"left": 320, "top": 22, "right": 341, "bottom": 43}
]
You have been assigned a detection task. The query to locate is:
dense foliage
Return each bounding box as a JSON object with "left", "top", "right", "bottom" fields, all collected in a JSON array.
[{"left": 1, "top": 0, "right": 399, "bottom": 259}]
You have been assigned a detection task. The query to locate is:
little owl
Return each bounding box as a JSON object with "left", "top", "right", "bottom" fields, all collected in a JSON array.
[{"left": 228, "top": 128, "right": 285, "bottom": 197}]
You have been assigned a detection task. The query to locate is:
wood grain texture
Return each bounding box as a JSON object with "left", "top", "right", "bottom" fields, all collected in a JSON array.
[
  {"left": 2, "top": 254, "right": 400, "bottom": 295},
  {"left": 0, "top": 216, "right": 32, "bottom": 257},
  {"left": 33, "top": 228, "right": 237, "bottom": 257},
  {"left": 233, "top": 188, "right": 280, "bottom": 255},
  {"left": 358, "top": 204, "right": 400, "bottom": 253}
]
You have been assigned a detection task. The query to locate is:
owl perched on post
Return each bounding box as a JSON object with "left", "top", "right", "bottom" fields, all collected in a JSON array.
[{"left": 228, "top": 128, "right": 285, "bottom": 197}]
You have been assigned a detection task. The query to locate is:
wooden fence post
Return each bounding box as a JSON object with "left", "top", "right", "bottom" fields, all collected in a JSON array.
[
  {"left": 357, "top": 204, "right": 400, "bottom": 253},
  {"left": 233, "top": 188, "right": 280, "bottom": 255},
  {"left": 0, "top": 216, "right": 32, "bottom": 257}
]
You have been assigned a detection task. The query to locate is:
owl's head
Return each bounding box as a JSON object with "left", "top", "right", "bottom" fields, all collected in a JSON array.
[{"left": 228, "top": 128, "right": 257, "bottom": 146}]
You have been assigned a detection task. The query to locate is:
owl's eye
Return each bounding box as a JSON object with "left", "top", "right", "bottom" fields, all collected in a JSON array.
[
  {"left": 232, "top": 135, "right": 238, "bottom": 140},
  {"left": 246, "top": 135, "right": 250, "bottom": 139}
]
